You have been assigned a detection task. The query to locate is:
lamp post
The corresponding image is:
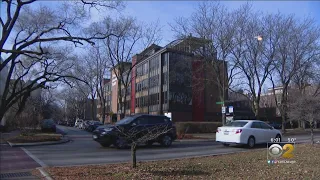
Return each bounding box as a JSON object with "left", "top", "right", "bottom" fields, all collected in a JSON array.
[{"left": 254, "top": 35, "right": 262, "bottom": 119}]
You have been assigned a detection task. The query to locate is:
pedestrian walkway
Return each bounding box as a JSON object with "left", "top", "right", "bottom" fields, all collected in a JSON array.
[
  {"left": 0, "top": 169, "right": 40, "bottom": 180},
  {"left": 0, "top": 144, "right": 41, "bottom": 172}
]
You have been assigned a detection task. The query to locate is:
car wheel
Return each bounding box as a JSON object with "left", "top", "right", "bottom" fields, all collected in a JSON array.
[
  {"left": 114, "top": 138, "right": 127, "bottom": 149},
  {"left": 160, "top": 135, "right": 172, "bottom": 147},
  {"left": 222, "top": 143, "right": 229, "bottom": 147},
  {"left": 247, "top": 136, "right": 255, "bottom": 148},
  {"left": 100, "top": 143, "right": 111, "bottom": 147},
  {"left": 275, "top": 134, "right": 282, "bottom": 142}
]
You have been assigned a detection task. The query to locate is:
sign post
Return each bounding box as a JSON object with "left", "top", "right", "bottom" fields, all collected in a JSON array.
[{"left": 222, "top": 106, "right": 226, "bottom": 114}]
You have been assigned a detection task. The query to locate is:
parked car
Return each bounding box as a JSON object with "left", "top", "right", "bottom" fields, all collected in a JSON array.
[
  {"left": 87, "top": 121, "right": 103, "bottom": 132},
  {"left": 75, "top": 119, "right": 83, "bottom": 128},
  {"left": 67, "top": 120, "right": 75, "bottom": 127},
  {"left": 216, "top": 120, "right": 282, "bottom": 148},
  {"left": 79, "top": 120, "right": 89, "bottom": 130},
  {"left": 57, "top": 120, "right": 68, "bottom": 126},
  {"left": 268, "top": 122, "right": 282, "bottom": 129},
  {"left": 83, "top": 120, "right": 91, "bottom": 130},
  {"left": 92, "top": 114, "right": 177, "bottom": 148},
  {"left": 41, "top": 119, "right": 56, "bottom": 132}
]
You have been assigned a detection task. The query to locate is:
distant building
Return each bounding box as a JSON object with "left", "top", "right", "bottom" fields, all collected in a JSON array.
[
  {"left": 226, "top": 92, "right": 255, "bottom": 121},
  {"left": 97, "top": 79, "right": 113, "bottom": 122},
  {"left": 104, "top": 37, "right": 228, "bottom": 122},
  {"left": 259, "top": 86, "right": 285, "bottom": 119}
]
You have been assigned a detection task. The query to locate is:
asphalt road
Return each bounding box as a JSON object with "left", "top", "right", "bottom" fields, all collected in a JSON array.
[{"left": 23, "top": 125, "right": 320, "bottom": 167}]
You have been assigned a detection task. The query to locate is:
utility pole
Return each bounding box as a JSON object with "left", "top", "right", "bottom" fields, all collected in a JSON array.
[{"left": 222, "top": 59, "right": 226, "bottom": 125}]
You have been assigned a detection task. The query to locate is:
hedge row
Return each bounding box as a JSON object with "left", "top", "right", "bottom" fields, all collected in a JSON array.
[{"left": 175, "top": 122, "right": 222, "bottom": 134}]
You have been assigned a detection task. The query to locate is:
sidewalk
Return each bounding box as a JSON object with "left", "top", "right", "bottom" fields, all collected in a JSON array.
[
  {"left": 190, "top": 133, "right": 215, "bottom": 139},
  {"left": 0, "top": 130, "right": 20, "bottom": 144},
  {"left": 282, "top": 129, "right": 320, "bottom": 135},
  {"left": 177, "top": 133, "right": 216, "bottom": 141}
]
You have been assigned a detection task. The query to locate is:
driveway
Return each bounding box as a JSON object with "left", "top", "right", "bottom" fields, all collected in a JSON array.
[{"left": 22, "top": 125, "right": 320, "bottom": 167}]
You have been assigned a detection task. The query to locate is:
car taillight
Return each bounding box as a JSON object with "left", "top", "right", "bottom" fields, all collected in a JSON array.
[
  {"left": 216, "top": 128, "right": 221, "bottom": 133},
  {"left": 235, "top": 129, "right": 242, "bottom": 134}
]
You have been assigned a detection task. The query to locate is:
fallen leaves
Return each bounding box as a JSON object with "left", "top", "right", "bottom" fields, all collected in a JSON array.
[
  {"left": 7, "top": 135, "right": 61, "bottom": 143},
  {"left": 32, "top": 144, "right": 320, "bottom": 180}
]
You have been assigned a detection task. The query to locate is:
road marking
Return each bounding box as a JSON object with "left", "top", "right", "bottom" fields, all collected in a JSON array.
[{"left": 21, "top": 147, "right": 48, "bottom": 167}]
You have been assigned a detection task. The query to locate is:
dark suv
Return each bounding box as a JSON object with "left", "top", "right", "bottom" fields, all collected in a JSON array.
[{"left": 92, "top": 114, "right": 177, "bottom": 148}]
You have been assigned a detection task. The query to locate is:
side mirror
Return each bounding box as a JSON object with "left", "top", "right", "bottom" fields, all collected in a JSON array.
[{"left": 131, "top": 123, "right": 137, "bottom": 127}]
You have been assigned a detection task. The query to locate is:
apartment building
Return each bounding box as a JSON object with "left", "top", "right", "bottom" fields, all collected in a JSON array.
[
  {"left": 97, "top": 79, "right": 112, "bottom": 122},
  {"left": 102, "top": 37, "right": 227, "bottom": 122}
]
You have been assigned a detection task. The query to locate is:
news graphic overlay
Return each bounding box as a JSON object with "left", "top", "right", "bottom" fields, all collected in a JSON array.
[{"left": 267, "top": 138, "right": 296, "bottom": 164}]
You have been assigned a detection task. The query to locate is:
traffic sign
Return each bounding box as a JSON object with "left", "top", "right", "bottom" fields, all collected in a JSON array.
[
  {"left": 229, "top": 106, "right": 234, "bottom": 113},
  {"left": 222, "top": 106, "right": 226, "bottom": 113},
  {"left": 216, "top": 101, "right": 224, "bottom": 105}
]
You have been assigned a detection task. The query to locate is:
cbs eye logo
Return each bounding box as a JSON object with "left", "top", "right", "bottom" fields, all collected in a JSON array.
[{"left": 269, "top": 144, "right": 294, "bottom": 159}]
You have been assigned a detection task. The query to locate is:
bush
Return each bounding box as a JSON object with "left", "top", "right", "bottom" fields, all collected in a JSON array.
[{"left": 175, "top": 122, "right": 222, "bottom": 135}]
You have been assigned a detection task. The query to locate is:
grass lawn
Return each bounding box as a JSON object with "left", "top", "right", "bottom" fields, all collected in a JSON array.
[
  {"left": 7, "top": 133, "right": 62, "bottom": 143},
  {"left": 32, "top": 144, "right": 320, "bottom": 180}
]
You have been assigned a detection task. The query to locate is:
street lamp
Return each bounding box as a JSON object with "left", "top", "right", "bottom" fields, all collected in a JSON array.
[{"left": 254, "top": 35, "right": 263, "bottom": 41}]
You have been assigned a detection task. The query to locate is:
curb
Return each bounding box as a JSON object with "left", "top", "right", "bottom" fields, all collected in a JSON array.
[
  {"left": 37, "top": 167, "right": 53, "bottom": 180},
  {"left": 56, "top": 127, "right": 67, "bottom": 136},
  {"left": 7, "top": 137, "right": 70, "bottom": 147},
  {"left": 175, "top": 139, "right": 215, "bottom": 142}
]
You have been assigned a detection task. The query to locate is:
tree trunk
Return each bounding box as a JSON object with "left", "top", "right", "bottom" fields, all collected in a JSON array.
[
  {"left": 102, "top": 102, "right": 106, "bottom": 124},
  {"left": 0, "top": 109, "right": 6, "bottom": 126},
  {"left": 310, "top": 120, "right": 314, "bottom": 145},
  {"left": 91, "top": 99, "right": 95, "bottom": 120},
  {"left": 131, "top": 143, "right": 137, "bottom": 168},
  {"left": 254, "top": 101, "right": 259, "bottom": 119},
  {"left": 281, "top": 113, "right": 286, "bottom": 133}
]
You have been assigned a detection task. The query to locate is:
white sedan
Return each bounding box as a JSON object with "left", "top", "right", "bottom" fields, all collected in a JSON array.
[{"left": 216, "top": 120, "right": 282, "bottom": 148}]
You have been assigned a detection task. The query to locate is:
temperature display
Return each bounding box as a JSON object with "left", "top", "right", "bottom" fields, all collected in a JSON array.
[{"left": 288, "top": 138, "right": 296, "bottom": 143}]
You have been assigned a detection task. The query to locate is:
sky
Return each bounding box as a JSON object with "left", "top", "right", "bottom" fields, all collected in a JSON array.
[
  {"left": 120, "top": 1, "right": 320, "bottom": 46},
  {"left": 0, "top": 1, "right": 319, "bottom": 93},
  {"left": 2, "top": 1, "right": 319, "bottom": 46},
  {"left": 1, "top": 1, "right": 320, "bottom": 48}
]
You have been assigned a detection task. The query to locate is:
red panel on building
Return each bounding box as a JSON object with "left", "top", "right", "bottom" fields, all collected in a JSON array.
[
  {"left": 130, "top": 56, "right": 137, "bottom": 114},
  {"left": 192, "top": 60, "right": 205, "bottom": 122}
]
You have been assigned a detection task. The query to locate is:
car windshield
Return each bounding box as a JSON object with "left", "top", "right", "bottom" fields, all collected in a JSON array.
[
  {"left": 224, "top": 121, "right": 248, "bottom": 127},
  {"left": 115, "top": 116, "right": 135, "bottom": 125}
]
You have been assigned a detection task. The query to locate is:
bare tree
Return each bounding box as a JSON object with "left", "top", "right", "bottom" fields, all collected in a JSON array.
[
  {"left": 9, "top": 88, "right": 59, "bottom": 133},
  {"left": 288, "top": 89, "right": 320, "bottom": 145},
  {"left": 114, "top": 124, "right": 173, "bottom": 168},
  {"left": 103, "top": 16, "right": 162, "bottom": 118},
  {"left": 228, "top": 5, "right": 287, "bottom": 119},
  {"left": 170, "top": 2, "right": 240, "bottom": 124},
  {"left": 269, "top": 15, "right": 320, "bottom": 132},
  {"left": 76, "top": 45, "right": 110, "bottom": 123},
  {"left": 59, "top": 85, "right": 89, "bottom": 121},
  {"left": 0, "top": 0, "right": 122, "bottom": 125}
]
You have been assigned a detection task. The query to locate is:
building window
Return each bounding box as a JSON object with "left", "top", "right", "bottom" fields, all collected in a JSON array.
[
  {"left": 143, "top": 63, "right": 148, "bottom": 75},
  {"left": 149, "top": 75, "right": 159, "bottom": 88},
  {"left": 161, "top": 53, "right": 168, "bottom": 67},
  {"left": 163, "top": 92, "right": 168, "bottom": 104},
  {"left": 163, "top": 72, "right": 168, "bottom": 85},
  {"left": 135, "top": 98, "right": 138, "bottom": 108}
]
